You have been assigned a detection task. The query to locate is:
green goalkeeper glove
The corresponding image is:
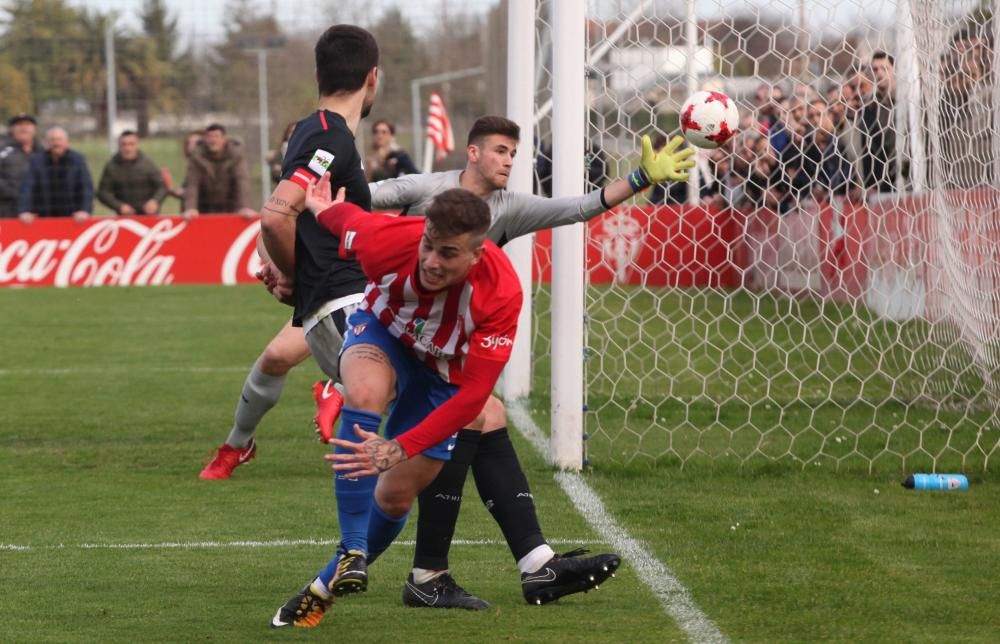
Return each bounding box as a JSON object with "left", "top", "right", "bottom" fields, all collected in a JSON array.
[{"left": 627, "top": 134, "right": 696, "bottom": 192}]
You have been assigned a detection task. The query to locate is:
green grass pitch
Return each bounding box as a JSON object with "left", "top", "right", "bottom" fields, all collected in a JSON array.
[{"left": 1, "top": 285, "right": 997, "bottom": 642}]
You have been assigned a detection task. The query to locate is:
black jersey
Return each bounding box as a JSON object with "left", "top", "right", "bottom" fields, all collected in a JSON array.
[{"left": 282, "top": 110, "right": 371, "bottom": 326}]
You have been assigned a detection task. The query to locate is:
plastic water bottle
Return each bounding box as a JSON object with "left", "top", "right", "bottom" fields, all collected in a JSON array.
[{"left": 901, "top": 474, "right": 969, "bottom": 491}]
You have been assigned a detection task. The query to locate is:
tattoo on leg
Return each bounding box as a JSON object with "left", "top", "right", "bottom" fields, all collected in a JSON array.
[{"left": 350, "top": 347, "right": 390, "bottom": 364}]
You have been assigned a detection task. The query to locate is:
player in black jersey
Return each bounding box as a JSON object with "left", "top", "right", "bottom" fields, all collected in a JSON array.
[{"left": 199, "top": 25, "right": 377, "bottom": 480}]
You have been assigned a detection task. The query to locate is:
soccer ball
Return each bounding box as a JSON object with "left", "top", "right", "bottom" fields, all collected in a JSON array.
[{"left": 679, "top": 90, "right": 740, "bottom": 149}]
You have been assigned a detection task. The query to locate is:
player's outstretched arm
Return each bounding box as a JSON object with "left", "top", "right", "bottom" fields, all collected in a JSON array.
[{"left": 493, "top": 134, "right": 694, "bottom": 245}]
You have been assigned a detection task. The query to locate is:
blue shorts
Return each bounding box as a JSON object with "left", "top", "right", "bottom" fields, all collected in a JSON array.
[{"left": 340, "top": 309, "right": 459, "bottom": 460}]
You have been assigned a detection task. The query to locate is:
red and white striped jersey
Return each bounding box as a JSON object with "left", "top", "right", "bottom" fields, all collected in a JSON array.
[{"left": 326, "top": 202, "right": 522, "bottom": 383}]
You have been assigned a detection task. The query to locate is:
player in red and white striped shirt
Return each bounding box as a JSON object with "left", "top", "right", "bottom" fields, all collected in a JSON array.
[
  {"left": 272, "top": 174, "right": 619, "bottom": 628},
  {"left": 274, "top": 178, "right": 523, "bottom": 627},
  {"left": 321, "top": 183, "right": 522, "bottom": 460}
]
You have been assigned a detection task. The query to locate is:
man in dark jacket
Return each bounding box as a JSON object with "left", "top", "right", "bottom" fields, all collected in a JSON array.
[
  {"left": 0, "top": 113, "right": 40, "bottom": 219},
  {"left": 858, "top": 51, "right": 900, "bottom": 193},
  {"left": 97, "top": 131, "right": 168, "bottom": 215},
  {"left": 18, "top": 127, "right": 93, "bottom": 224},
  {"left": 181, "top": 123, "right": 256, "bottom": 221}
]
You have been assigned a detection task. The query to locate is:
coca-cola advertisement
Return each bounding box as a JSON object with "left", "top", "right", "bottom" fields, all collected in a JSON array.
[{"left": 0, "top": 216, "right": 262, "bottom": 287}]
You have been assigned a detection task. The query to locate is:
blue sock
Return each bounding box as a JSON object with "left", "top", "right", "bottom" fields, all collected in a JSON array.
[
  {"left": 317, "top": 406, "right": 382, "bottom": 589},
  {"left": 366, "top": 502, "right": 409, "bottom": 566}
]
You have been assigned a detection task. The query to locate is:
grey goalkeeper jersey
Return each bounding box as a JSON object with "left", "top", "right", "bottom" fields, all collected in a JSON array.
[{"left": 368, "top": 170, "right": 606, "bottom": 247}]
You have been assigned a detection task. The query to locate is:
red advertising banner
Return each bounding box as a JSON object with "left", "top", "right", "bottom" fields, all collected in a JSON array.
[
  {"left": 4, "top": 207, "right": 745, "bottom": 290},
  {"left": 533, "top": 205, "right": 741, "bottom": 288},
  {"left": 0, "top": 215, "right": 262, "bottom": 287}
]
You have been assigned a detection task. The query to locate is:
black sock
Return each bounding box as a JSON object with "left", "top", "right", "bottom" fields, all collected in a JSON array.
[
  {"left": 412, "top": 429, "right": 480, "bottom": 570},
  {"left": 472, "top": 428, "right": 546, "bottom": 562}
]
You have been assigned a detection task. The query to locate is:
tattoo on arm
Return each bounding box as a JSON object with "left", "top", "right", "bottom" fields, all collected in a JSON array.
[
  {"left": 365, "top": 438, "right": 406, "bottom": 472},
  {"left": 262, "top": 196, "right": 301, "bottom": 218}
]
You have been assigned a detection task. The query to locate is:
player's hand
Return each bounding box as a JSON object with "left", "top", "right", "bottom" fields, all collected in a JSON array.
[
  {"left": 304, "top": 172, "right": 346, "bottom": 214},
  {"left": 639, "top": 134, "right": 695, "bottom": 183},
  {"left": 326, "top": 424, "right": 407, "bottom": 478},
  {"left": 258, "top": 262, "right": 294, "bottom": 305}
]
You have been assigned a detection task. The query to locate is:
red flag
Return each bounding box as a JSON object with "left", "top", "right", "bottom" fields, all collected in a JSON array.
[{"left": 426, "top": 92, "right": 455, "bottom": 161}]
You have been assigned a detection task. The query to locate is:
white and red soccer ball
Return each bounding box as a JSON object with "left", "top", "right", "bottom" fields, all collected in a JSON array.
[{"left": 679, "top": 90, "right": 740, "bottom": 149}]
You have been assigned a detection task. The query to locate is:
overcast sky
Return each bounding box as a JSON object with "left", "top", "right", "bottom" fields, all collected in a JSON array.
[{"left": 64, "top": 0, "right": 908, "bottom": 45}]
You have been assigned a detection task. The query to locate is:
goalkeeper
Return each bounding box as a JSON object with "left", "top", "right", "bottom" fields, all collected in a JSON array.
[{"left": 299, "top": 115, "right": 694, "bottom": 609}]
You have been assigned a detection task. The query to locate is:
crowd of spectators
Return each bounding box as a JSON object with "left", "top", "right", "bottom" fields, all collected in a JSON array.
[
  {"left": 653, "top": 37, "right": 996, "bottom": 213},
  {"left": 3, "top": 40, "right": 991, "bottom": 223},
  {"left": 648, "top": 51, "right": 908, "bottom": 215},
  {"left": 0, "top": 118, "right": 257, "bottom": 223}
]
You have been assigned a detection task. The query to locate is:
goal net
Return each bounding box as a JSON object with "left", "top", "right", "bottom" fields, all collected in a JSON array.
[{"left": 531, "top": 0, "right": 1000, "bottom": 472}]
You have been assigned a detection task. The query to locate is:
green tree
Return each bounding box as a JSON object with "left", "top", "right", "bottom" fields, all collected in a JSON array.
[
  {"left": 0, "top": 0, "right": 91, "bottom": 112},
  {"left": 0, "top": 62, "right": 32, "bottom": 118},
  {"left": 131, "top": 0, "right": 183, "bottom": 136},
  {"left": 140, "top": 0, "right": 177, "bottom": 62},
  {"left": 368, "top": 7, "right": 429, "bottom": 140}
]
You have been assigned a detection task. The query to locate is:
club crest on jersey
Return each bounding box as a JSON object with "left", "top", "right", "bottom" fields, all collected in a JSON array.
[
  {"left": 405, "top": 318, "right": 426, "bottom": 339},
  {"left": 352, "top": 323, "right": 367, "bottom": 336},
  {"left": 308, "top": 149, "right": 334, "bottom": 175}
]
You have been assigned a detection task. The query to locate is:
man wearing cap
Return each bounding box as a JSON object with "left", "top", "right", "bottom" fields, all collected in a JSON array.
[
  {"left": 18, "top": 126, "right": 93, "bottom": 224},
  {"left": 0, "top": 114, "right": 39, "bottom": 219}
]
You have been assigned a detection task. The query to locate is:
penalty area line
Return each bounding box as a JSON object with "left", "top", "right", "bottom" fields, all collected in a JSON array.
[{"left": 507, "top": 401, "right": 729, "bottom": 644}]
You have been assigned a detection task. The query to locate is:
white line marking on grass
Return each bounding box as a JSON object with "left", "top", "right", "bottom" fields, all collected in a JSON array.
[
  {"left": 0, "top": 366, "right": 248, "bottom": 376},
  {"left": 507, "top": 401, "right": 729, "bottom": 644},
  {"left": 0, "top": 538, "right": 585, "bottom": 553}
]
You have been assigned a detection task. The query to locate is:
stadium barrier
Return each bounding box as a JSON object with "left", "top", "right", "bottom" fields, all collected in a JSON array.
[
  {"left": 0, "top": 216, "right": 263, "bottom": 287},
  {"left": 1, "top": 207, "right": 742, "bottom": 290},
  {"left": 4, "top": 200, "right": 984, "bottom": 318},
  {"left": 533, "top": 205, "right": 741, "bottom": 288}
]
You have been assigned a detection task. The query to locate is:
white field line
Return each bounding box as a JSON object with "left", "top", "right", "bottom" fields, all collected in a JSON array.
[
  {"left": 507, "top": 401, "right": 729, "bottom": 644},
  {"left": 0, "top": 537, "right": 584, "bottom": 553},
  {"left": 0, "top": 366, "right": 248, "bottom": 376}
]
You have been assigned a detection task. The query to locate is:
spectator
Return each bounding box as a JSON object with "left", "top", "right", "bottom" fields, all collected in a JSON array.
[
  {"left": 18, "top": 127, "right": 92, "bottom": 224},
  {"left": 182, "top": 123, "right": 255, "bottom": 221},
  {"left": 796, "top": 97, "right": 855, "bottom": 203},
  {"left": 753, "top": 83, "right": 785, "bottom": 134},
  {"left": 365, "top": 119, "right": 418, "bottom": 182},
  {"left": 858, "top": 51, "right": 900, "bottom": 193},
  {"left": 0, "top": 113, "right": 40, "bottom": 218},
  {"left": 96, "top": 131, "right": 168, "bottom": 215},
  {"left": 165, "top": 129, "right": 204, "bottom": 205},
  {"left": 535, "top": 139, "right": 606, "bottom": 196},
  {"left": 940, "top": 30, "right": 994, "bottom": 188},
  {"left": 267, "top": 122, "right": 297, "bottom": 187},
  {"left": 742, "top": 144, "right": 784, "bottom": 212}
]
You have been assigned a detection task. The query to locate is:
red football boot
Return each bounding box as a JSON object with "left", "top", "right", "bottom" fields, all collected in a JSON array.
[
  {"left": 199, "top": 439, "right": 257, "bottom": 480},
  {"left": 313, "top": 380, "right": 344, "bottom": 444}
]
